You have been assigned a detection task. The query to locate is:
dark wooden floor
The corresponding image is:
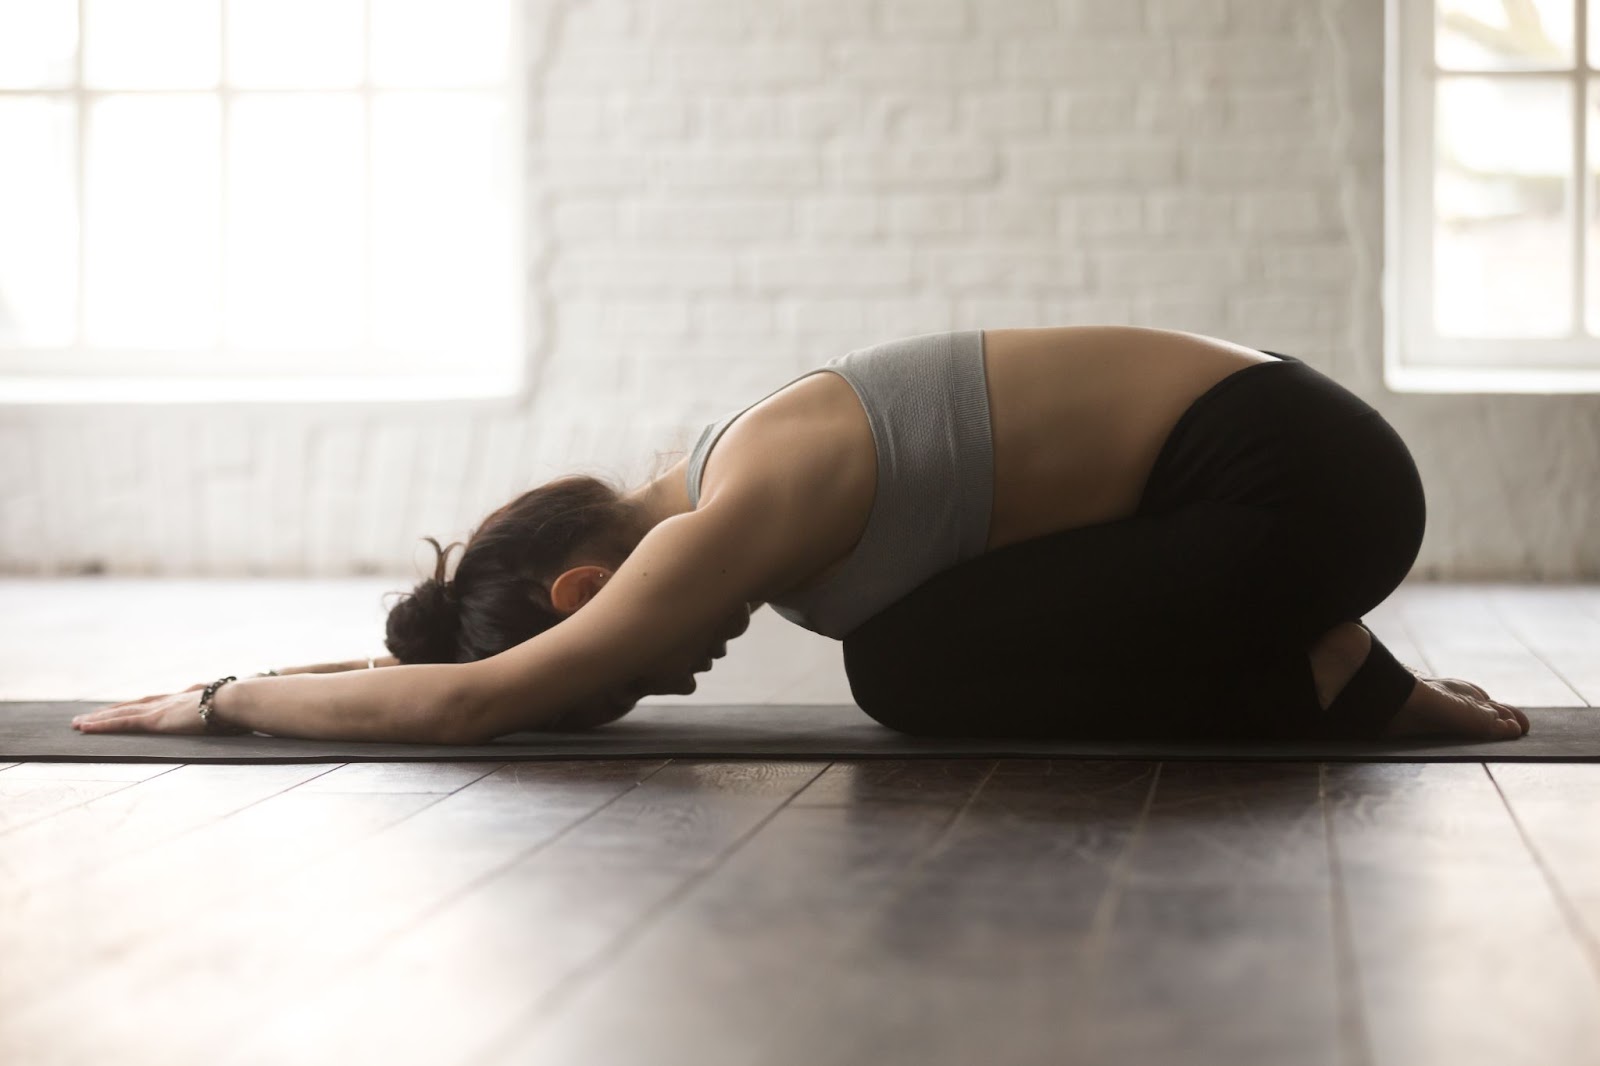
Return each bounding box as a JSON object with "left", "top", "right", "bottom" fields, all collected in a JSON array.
[
  {"left": 1, "top": 581, "right": 1597, "bottom": 1065},
  {"left": 3, "top": 756, "right": 1600, "bottom": 1066}
]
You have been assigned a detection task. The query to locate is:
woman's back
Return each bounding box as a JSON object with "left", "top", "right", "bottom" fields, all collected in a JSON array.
[{"left": 686, "top": 325, "right": 1280, "bottom": 636}]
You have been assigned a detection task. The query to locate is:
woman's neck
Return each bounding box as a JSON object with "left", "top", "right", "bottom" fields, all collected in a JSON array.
[{"left": 624, "top": 456, "right": 694, "bottom": 532}]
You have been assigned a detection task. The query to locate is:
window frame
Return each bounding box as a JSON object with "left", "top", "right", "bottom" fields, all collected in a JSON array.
[
  {"left": 0, "top": 1, "right": 529, "bottom": 407},
  {"left": 1386, "top": 0, "right": 1600, "bottom": 392}
]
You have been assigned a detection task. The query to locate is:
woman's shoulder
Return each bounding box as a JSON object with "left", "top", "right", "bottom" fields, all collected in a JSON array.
[{"left": 694, "top": 368, "right": 881, "bottom": 602}]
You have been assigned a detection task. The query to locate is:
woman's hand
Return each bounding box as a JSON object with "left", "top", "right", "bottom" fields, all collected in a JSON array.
[{"left": 71, "top": 684, "right": 226, "bottom": 736}]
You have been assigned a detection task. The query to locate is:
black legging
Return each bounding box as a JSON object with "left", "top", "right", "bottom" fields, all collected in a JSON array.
[{"left": 840, "top": 353, "right": 1426, "bottom": 742}]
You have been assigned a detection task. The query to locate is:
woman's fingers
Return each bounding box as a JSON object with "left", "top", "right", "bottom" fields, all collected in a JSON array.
[{"left": 73, "top": 709, "right": 156, "bottom": 732}]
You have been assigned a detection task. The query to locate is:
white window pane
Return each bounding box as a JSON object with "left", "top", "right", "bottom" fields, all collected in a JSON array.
[
  {"left": 1434, "top": 77, "right": 1572, "bottom": 338},
  {"left": 372, "top": 94, "right": 512, "bottom": 355},
  {"left": 0, "top": 99, "right": 76, "bottom": 345},
  {"left": 85, "top": 96, "right": 220, "bottom": 348},
  {"left": 1437, "top": 0, "right": 1574, "bottom": 70},
  {"left": 84, "top": 0, "right": 218, "bottom": 89},
  {"left": 227, "top": 0, "right": 363, "bottom": 89},
  {"left": 371, "top": 0, "right": 508, "bottom": 87},
  {"left": 226, "top": 95, "right": 364, "bottom": 351},
  {"left": 0, "top": 0, "right": 77, "bottom": 89}
]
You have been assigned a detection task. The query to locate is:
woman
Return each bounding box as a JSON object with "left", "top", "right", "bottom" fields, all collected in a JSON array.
[{"left": 72, "top": 326, "right": 1528, "bottom": 744}]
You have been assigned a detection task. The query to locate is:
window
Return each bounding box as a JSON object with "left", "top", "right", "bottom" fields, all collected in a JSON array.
[
  {"left": 0, "top": 0, "right": 522, "bottom": 402},
  {"left": 1389, "top": 0, "right": 1600, "bottom": 390}
]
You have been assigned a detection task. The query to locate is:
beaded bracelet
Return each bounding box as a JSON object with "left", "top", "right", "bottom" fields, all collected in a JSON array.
[{"left": 198, "top": 675, "right": 250, "bottom": 736}]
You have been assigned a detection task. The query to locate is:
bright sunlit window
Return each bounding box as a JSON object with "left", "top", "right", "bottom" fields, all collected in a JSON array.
[
  {"left": 0, "top": 0, "right": 521, "bottom": 402},
  {"left": 1390, "top": 0, "right": 1600, "bottom": 389}
]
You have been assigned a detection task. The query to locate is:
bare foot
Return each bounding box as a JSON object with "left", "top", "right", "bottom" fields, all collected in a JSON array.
[
  {"left": 1381, "top": 675, "right": 1530, "bottom": 740},
  {"left": 1307, "top": 622, "right": 1528, "bottom": 741}
]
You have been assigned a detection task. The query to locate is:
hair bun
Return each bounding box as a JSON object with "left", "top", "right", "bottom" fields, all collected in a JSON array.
[
  {"left": 384, "top": 576, "right": 463, "bottom": 664},
  {"left": 384, "top": 537, "right": 465, "bottom": 664}
]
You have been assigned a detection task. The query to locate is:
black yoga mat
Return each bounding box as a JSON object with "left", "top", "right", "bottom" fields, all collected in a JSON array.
[{"left": 3, "top": 701, "right": 1595, "bottom": 763}]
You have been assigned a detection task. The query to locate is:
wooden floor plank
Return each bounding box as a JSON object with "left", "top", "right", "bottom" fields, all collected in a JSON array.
[
  {"left": 0, "top": 762, "right": 335, "bottom": 894},
  {"left": 1486, "top": 587, "right": 1600, "bottom": 707},
  {"left": 1486, "top": 763, "right": 1600, "bottom": 967},
  {"left": 1324, "top": 763, "right": 1600, "bottom": 1066},
  {"left": 790, "top": 758, "right": 994, "bottom": 807},
  {"left": 212, "top": 761, "right": 825, "bottom": 1066},
  {"left": 494, "top": 761, "right": 1154, "bottom": 1066},
  {"left": 1071, "top": 762, "right": 1345, "bottom": 1066},
  {"left": 478, "top": 761, "right": 992, "bottom": 1066},
  {"left": 0, "top": 759, "right": 668, "bottom": 1066},
  {"left": 0, "top": 788, "right": 448, "bottom": 1012},
  {"left": 0, "top": 761, "right": 181, "bottom": 781},
  {"left": 1393, "top": 585, "right": 1586, "bottom": 706},
  {"left": 294, "top": 760, "right": 508, "bottom": 793},
  {"left": 0, "top": 768, "right": 178, "bottom": 837}
]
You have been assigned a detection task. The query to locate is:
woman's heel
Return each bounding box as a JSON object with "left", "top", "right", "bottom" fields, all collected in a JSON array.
[{"left": 1317, "top": 626, "right": 1418, "bottom": 739}]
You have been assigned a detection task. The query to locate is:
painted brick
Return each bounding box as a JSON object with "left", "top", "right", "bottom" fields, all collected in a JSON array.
[
  {"left": 779, "top": 0, "right": 874, "bottom": 35},
  {"left": 699, "top": 300, "right": 776, "bottom": 334},
  {"left": 1052, "top": 89, "right": 1139, "bottom": 134},
  {"left": 752, "top": 251, "right": 917, "bottom": 290},
  {"left": 1145, "top": 191, "right": 1239, "bottom": 238},
  {"left": 1175, "top": 38, "right": 1317, "bottom": 85},
  {"left": 614, "top": 98, "right": 695, "bottom": 139},
  {"left": 550, "top": 251, "right": 742, "bottom": 291},
  {"left": 654, "top": 45, "right": 826, "bottom": 86},
  {"left": 882, "top": 0, "right": 968, "bottom": 37},
  {"left": 870, "top": 93, "right": 959, "bottom": 138},
  {"left": 788, "top": 94, "right": 863, "bottom": 138},
  {"left": 833, "top": 143, "right": 999, "bottom": 186},
  {"left": 1095, "top": 248, "right": 1249, "bottom": 286},
  {"left": 641, "top": 0, "right": 759, "bottom": 39},
  {"left": 974, "top": 0, "right": 1056, "bottom": 31},
  {"left": 655, "top": 151, "right": 820, "bottom": 190},
  {"left": 801, "top": 196, "right": 882, "bottom": 239},
  {"left": 540, "top": 95, "right": 607, "bottom": 139},
  {"left": 975, "top": 195, "right": 1058, "bottom": 239},
  {"left": 550, "top": 199, "right": 620, "bottom": 240},
  {"left": 888, "top": 195, "right": 966, "bottom": 236},
  {"left": 1060, "top": 0, "right": 1148, "bottom": 32},
  {"left": 1007, "top": 144, "right": 1180, "bottom": 187},
  {"left": 1146, "top": 0, "right": 1228, "bottom": 31},
  {"left": 832, "top": 42, "right": 998, "bottom": 87},
  {"left": 965, "top": 90, "right": 1050, "bottom": 135},
  {"left": 1006, "top": 41, "right": 1172, "bottom": 83},
  {"left": 1238, "top": 190, "right": 1332, "bottom": 235},
  {"left": 630, "top": 199, "right": 792, "bottom": 240},
  {"left": 934, "top": 250, "right": 1088, "bottom": 289},
  {"left": 1061, "top": 193, "right": 1146, "bottom": 236},
  {"left": 703, "top": 96, "right": 787, "bottom": 139}
]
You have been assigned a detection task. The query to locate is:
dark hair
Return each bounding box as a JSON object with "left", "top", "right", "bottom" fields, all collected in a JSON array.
[{"left": 383, "top": 474, "right": 647, "bottom": 665}]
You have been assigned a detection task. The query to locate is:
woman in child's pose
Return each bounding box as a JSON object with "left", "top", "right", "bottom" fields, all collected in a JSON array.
[{"left": 73, "top": 327, "right": 1527, "bottom": 745}]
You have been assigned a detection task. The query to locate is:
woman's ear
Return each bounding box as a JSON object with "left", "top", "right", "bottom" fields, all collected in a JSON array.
[{"left": 548, "top": 565, "right": 612, "bottom": 615}]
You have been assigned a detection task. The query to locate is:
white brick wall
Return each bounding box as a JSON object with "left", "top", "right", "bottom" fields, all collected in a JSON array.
[{"left": 3, "top": 0, "right": 1598, "bottom": 580}]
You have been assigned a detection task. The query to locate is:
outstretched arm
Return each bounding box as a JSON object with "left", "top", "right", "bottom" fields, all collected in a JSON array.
[
  {"left": 75, "top": 486, "right": 801, "bottom": 743},
  {"left": 73, "top": 661, "right": 480, "bottom": 743}
]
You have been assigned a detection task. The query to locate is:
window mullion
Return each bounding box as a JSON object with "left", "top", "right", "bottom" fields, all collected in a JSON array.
[
  {"left": 218, "top": 0, "right": 230, "bottom": 356},
  {"left": 74, "top": 0, "right": 87, "bottom": 350},
  {"left": 1577, "top": 1, "right": 1590, "bottom": 338},
  {"left": 362, "top": 0, "right": 374, "bottom": 368}
]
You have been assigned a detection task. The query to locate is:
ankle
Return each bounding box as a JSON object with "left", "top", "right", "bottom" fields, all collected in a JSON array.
[{"left": 1308, "top": 622, "right": 1372, "bottom": 711}]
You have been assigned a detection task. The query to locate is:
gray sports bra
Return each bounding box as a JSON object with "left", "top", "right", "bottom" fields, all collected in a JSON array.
[{"left": 685, "top": 330, "right": 994, "bottom": 639}]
